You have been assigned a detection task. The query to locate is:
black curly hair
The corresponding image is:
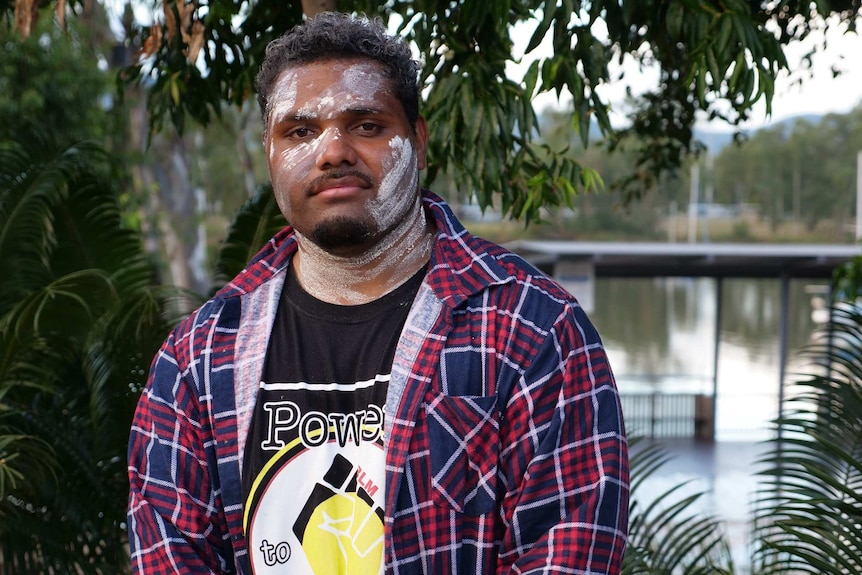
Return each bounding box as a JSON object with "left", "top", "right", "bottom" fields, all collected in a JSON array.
[{"left": 256, "top": 12, "right": 421, "bottom": 132}]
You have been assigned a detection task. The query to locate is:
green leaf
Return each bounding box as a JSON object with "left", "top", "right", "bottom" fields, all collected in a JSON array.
[
  {"left": 526, "top": 0, "right": 556, "bottom": 53},
  {"left": 716, "top": 13, "right": 733, "bottom": 56},
  {"left": 170, "top": 74, "right": 181, "bottom": 107},
  {"left": 667, "top": 2, "right": 685, "bottom": 38},
  {"left": 523, "top": 60, "right": 540, "bottom": 100},
  {"left": 728, "top": 50, "right": 746, "bottom": 92},
  {"left": 706, "top": 45, "right": 721, "bottom": 85}
]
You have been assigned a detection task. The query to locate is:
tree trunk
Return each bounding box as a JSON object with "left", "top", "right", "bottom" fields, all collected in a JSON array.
[
  {"left": 129, "top": 94, "right": 207, "bottom": 301},
  {"left": 301, "top": 0, "right": 336, "bottom": 17},
  {"left": 150, "top": 131, "right": 209, "bottom": 294},
  {"left": 235, "top": 105, "right": 259, "bottom": 198},
  {"left": 792, "top": 164, "right": 801, "bottom": 224}
]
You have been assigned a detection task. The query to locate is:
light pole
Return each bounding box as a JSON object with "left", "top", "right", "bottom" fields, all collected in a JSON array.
[
  {"left": 857, "top": 150, "right": 862, "bottom": 242},
  {"left": 688, "top": 163, "right": 700, "bottom": 244}
]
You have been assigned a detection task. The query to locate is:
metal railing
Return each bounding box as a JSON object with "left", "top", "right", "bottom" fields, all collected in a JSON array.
[{"left": 620, "top": 393, "right": 714, "bottom": 440}]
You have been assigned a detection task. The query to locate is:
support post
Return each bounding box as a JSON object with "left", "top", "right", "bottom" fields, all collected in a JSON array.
[
  {"left": 857, "top": 151, "right": 862, "bottom": 242},
  {"left": 777, "top": 275, "right": 790, "bottom": 441},
  {"left": 709, "top": 277, "right": 722, "bottom": 442}
]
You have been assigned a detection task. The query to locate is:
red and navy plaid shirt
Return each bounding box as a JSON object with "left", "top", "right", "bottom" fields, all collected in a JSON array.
[{"left": 128, "top": 191, "right": 629, "bottom": 574}]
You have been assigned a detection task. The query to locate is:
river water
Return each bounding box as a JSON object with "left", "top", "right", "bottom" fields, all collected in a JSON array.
[
  {"left": 589, "top": 276, "right": 829, "bottom": 441},
  {"left": 587, "top": 277, "right": 830, "bottom": 571}
]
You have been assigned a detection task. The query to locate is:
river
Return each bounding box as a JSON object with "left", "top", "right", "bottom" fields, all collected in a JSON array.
[
  {"left": 589, "top": 276, "right": 829, "bottom": 441},
  {"left": 587, "top": 277, "right": 830, "bottom": 572}
]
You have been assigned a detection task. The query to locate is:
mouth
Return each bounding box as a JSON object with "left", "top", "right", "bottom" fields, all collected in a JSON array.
[{"left": 309, "top": 172, "right": 373, "bottom": 197}]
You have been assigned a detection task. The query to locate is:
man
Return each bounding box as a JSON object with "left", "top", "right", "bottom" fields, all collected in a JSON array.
[{"left": 128, "top": 12, "right": 628, "bottom": 575}]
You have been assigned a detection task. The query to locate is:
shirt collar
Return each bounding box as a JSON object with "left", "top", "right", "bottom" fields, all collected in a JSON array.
[{"left": 216, "top": 189, "right": 511, "bottom": 305}]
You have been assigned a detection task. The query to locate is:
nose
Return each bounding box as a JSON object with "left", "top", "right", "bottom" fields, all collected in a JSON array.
[{"left": 315, "top": 128, "right": 357, "bottom": 169}]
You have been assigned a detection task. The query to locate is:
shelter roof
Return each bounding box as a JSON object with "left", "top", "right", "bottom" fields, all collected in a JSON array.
[{"left": 505, "top": 241, "right": 862, "bottom": 279}]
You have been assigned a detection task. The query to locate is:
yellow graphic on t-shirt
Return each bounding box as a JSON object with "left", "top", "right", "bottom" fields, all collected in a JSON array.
[
  {"left": 300, "top": 491, "right": 383, "bottom": 573},
  {"left": 292, "top": 453, "right": 384, "bottom": 574}
]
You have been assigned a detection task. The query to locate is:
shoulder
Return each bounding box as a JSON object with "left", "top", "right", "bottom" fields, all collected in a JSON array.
[
  {"left": 213, "top": 226, "right": 296, "bottom": 299},
  {"left": 464, "top": 237, "right": 606, "bottom": 351},
  {"left": 422, "top": 191, "right": 575, "bottom": 310},
  {"left": 163, "top": 227, "right": 297, "bottom": 366}
]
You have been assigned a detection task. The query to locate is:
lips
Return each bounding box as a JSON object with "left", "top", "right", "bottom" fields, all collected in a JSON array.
[{"left": 309, "top": 172, "right": 373, "bottom": 196}]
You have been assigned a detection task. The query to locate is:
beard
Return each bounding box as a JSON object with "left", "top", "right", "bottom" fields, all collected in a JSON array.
[{"left": 308, "top": 215, "right": 375, "bottom": 252}]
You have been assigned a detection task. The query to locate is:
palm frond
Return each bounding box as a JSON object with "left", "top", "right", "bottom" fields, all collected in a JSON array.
[
  {"left": 0, "top": 138, "right": 68, "bottom": 311},
  {"left": 623, "top": 437, "right": 734, "bottom": 574},
  {"left": 752, "top": 302, "right": 862, "bottom": 575},
  {"left": 0, "top": 430, "right": 56, "bottom": 503},
  {"left": 0, "top": 134, "right": 178, "bottom": 574},
  {"left": 210, "top": 183, "right": 287, "bottom": 293}
]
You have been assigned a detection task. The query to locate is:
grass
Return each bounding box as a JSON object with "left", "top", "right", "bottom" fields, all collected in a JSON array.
[{"left": 465, "top": 214, "right": 858, "bottom": 245}]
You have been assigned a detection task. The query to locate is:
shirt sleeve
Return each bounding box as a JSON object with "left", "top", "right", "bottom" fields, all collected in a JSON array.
[
  {"left": 127, "top": 329, "right": 235, "bottom": 574},
  {"left": 498, "top": 303, "right": 629, "bottom": 574}
]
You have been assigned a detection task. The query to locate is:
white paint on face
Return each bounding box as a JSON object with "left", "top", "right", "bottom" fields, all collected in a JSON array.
[
  {"left": 292, "top": 135, "right": 430, "bottom": 305},
  {"left": 263, "top": 59, "right": 433, "bottom": 304},
  {"left": 272, "top": 127, "right": 343, "bottom": 187},
  {"left": 295, "top": 63, "right": 387, "bottom": 120},
  {"left": 362, "top": 136, "right": 418, "bottom": 249},
  {"left": 266, "top": 70, "right": 298, "bottom": 145}
]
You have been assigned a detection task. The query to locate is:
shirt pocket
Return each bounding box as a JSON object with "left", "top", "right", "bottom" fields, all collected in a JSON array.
[{"left": 425, "top": 392, "right": 500, "bottom": 516}]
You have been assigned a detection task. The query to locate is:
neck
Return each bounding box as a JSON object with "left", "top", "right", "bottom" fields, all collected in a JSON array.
[{"left": 292, "top": 198, "right": 434, "bottom": 305}]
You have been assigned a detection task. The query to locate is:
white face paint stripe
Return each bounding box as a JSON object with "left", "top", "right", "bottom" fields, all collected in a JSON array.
[
  {"left": 366, "top": 136, "right": 417, "bottom": 230},
  {"left": 273, "top": 127, "right": 344, "bottom": 176},
  {"left": 266, "top": 70, "right": 298, "bottom": 132}
]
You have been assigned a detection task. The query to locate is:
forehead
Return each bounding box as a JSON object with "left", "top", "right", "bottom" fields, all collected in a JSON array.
[{"left": 268, "top": 58, "right": 397, "bottom": 116}]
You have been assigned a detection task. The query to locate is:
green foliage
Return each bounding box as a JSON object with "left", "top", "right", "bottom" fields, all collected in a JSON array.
[
  {"left": 623, "top": 438, "right": 735, "bottom": 574},
  {"left": 751, "top": 302, "right": 862, "bottom": 574},
  {"left": 713, "top": 106, "right": 862, "bottom": 232},
  {"left": 534, "top": 103, "right": 862, "bottom": 241},
  {"left": 731, "top": 220, "right": 752, "bottom": 241},
  {"left": 0, "top": 20, "right": 113, "bottom": 147},
  {"left": 0, "top": 131, "right": 174, "bottom": 574},
  {"left": 121, "top": 0, "right": 861, "bottom": 222},
  {"left": 833, "top": 255, "right": 862, "bottom": 301},
  {"left": 210, "top": 183, "right": 287, "bottom": 293}
]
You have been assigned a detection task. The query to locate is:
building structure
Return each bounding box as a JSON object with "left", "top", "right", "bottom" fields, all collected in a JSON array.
[{"left": 506, "top": 240, "right": 862, "bottom": 439}]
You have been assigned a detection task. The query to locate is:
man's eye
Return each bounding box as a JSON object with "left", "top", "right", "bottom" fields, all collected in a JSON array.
[
  {"left": 356, "top": 122, "right": 381, "bottom": 134},
  {"left": 287, "top": 126, "right": 312, "bottom": 138}
]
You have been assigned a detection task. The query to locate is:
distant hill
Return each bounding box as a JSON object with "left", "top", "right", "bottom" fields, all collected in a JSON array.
[
  {"left": 694, "top": 113, "right": 824, "bottom": 154},
  {"left": 537, "top": 109, "right": 827, "bottom": 154}
]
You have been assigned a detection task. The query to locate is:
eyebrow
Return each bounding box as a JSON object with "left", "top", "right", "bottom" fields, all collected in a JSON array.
[
  {"left": 343, "top": 107, "right": 385, "bottom": 117},
  {"left": 272, "top": 106, "right": 387, "bottom": 126}
]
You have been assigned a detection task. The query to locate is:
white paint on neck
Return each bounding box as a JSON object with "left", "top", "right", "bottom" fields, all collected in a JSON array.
[{"left": 294, "top": 194, "right": 433, "bottom": 306}]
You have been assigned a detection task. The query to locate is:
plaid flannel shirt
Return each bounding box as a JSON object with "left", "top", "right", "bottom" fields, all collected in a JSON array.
[{"left": 128, "top": 191, "right": 629, "bottom": 574}]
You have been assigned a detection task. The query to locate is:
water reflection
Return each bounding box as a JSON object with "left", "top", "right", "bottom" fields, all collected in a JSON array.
[{"left": 590, "top": 277, "right": 828, "bottom": 440}]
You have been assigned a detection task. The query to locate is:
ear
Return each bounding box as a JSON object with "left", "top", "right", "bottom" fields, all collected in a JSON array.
[{"left": 414, "top": 116, "right": 429, "bottom": 170}]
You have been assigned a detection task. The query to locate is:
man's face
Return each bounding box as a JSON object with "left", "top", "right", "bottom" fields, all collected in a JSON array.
[{"left": 264, "top": 58, "right": 428, "bottom": 256}]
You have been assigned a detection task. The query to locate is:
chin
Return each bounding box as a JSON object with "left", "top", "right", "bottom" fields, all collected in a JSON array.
[{"left": 309, "top": 216, "right": 375, "bottom": 252}]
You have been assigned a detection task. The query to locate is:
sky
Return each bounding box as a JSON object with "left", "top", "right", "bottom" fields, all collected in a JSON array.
[
  {"left": 520, "top": 14, "right": 862, "bottom": 132},
  {"left": 701, "top": 17, "right": 862, "bottom": 130}
]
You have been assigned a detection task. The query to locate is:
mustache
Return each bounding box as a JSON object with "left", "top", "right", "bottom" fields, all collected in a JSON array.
[{"left": 306, "top": 170, "right": 374, "bottom": 194}]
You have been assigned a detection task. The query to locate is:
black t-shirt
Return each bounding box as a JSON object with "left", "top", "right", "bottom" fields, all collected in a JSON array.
[{"left": 242, "top": 265, "right": 424, "bottom": 574}]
